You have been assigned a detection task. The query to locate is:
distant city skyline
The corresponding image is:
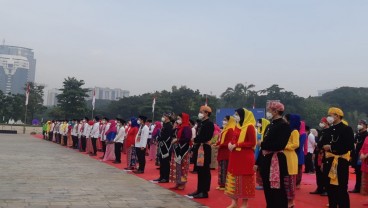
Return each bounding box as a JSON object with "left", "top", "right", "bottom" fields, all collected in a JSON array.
[{"left": 1, "top": 0, "right": 367, "bottom": 98}]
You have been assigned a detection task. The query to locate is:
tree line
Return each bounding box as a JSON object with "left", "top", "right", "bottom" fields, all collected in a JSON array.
[{"left": 1, "top": 77, "right": 367, "bottom": 129}]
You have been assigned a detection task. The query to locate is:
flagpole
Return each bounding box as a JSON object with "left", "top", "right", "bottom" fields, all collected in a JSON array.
[{"left": 152, "top": 97, "right": 156, "bottom": 122}]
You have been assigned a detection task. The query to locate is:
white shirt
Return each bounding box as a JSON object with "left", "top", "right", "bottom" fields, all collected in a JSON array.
[
  {"left": 307, "top": 133, "right": 316, "bottom": 153},
  {"left": 90, "top": 122, "right": 100, "bottom": 138},
  {"left": 72, "top": 123, "right": 78, "bottom": 136},
  {"left": 77, "top": 123, "right": 83, "bottom": 137},
  {"left": 50, "top": 123, "right": 55, "bottom": 132},
  {"left": 82, "top": 123, "right": 90, "bottom": 137},
  {"left": 148, "top": 124, "right": 155, "bottom": 139},
  {"left": 191, "top": 127, "right": 196, "bottom": 140},
  {"left": 135, "top": 125, "right": 149, "bottom": 148},
  {"left": 114, "top": 127, "right": 126, "bottom": 143}
]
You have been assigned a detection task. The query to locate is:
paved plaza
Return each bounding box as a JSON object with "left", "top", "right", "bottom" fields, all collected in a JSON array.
[{"left": 0, "top": 134, "right": 204, "bottom": 208}]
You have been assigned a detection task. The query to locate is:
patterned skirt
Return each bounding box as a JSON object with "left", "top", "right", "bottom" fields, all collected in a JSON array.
[
  {"left": 103, "top": 143, "right": 115, "bottom": 161},
  {"left": 225, "top": 172, "right": 255, "bottom": 199},
  {"left": 170, "top": 153, "right": 190, "bottom": 186},
  {"left": 218, "top": 160, "right": 229, "bottom": 187},
  {"left": 284, "top": 175, "right": 296, "bottom": 199},
  {"left": 86, "top": 139, "right": 94, "bottom": 154},
  {"left": 361, "top": 172, "right": 368, "bottom": 195},
  {"left": 127, "top": 146, "right": 137, "bottom": 168}
]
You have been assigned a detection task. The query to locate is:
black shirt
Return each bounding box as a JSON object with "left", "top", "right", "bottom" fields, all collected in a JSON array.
[
  {"left": 261, "top": 118, "right": 291, "bottom": 152},
  {"left": 194, "top": 118, "right": 214, "bottom": 144},
  {"left": 326, "top": 122, "right": 354, "bottom": 155}
]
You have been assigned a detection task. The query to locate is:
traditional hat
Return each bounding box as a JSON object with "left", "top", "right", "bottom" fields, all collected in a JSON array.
[
  {"left": 267, "top": 101, "right": 285, "bottom": 112},
  {"left": 200, "top": 105, "right": 212, "bottom": 113},
  {"left": 320, "top": 117, "right": 328, "bottom": 124},
  {"left": 328, "top": 107, "right": 344, "bottom": 117}
]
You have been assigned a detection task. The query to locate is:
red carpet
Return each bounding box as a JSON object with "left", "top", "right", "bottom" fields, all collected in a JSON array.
[{"left": 33, "top": 135, "right": 367, "bottom": 207}]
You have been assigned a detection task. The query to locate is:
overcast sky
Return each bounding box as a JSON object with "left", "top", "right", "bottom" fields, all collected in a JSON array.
[{"left": 1, "top": 0, "right": 367, "bottom": 97}]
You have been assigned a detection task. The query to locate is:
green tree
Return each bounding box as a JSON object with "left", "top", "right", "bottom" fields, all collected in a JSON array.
[
  {"left": 24, "top": 82, "right": 46, "bottom": 123},
  {"left": 220, "top": 83, "right": 255, "bottom": 108},
  {"left": 56, "top": 77, "right": 89, "bottom": 119}
]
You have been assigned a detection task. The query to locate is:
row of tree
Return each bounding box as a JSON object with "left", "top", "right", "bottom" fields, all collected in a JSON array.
[{"left": 0, "top": 77, "right": 367, "bottom": 129}]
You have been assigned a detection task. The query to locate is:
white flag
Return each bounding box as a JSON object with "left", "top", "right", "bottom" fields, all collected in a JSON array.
[
  {"left": 152, "top": 97, "right": 156, "bottom": 113},
  {"left": 25, "top": 83, "right": 30, "bottom": 106},
  {"left": 92, "top": 88, "right": 96, "bottom": 110}
]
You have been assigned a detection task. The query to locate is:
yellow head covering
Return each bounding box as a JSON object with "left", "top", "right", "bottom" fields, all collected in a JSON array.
[
  {"left": 220, "top": 116, "right": 236, "bottom": 145},
  {"left": 342, "top": 119, "right": 349, "bottom": 126},
  {"left": 236, "top": 108, "right": 256, "bottom": 151},
  {"left": 328, "top": 107, "right": 344, "bottom": 117},
  {"left": 257, "top": 118, "right": 270, "bottom": 142}
]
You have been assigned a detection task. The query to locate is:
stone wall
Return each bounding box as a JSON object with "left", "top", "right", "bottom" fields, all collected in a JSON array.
[{"left": 0, "top": 125, "right": 42, "bottom": 134}]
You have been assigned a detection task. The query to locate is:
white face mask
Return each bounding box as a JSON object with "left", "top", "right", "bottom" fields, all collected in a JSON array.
[
  {"left": 177, "top": 119, "right": 182, "bottom": 124},
  {"left": 266, "top": 112, "right": 273, "bottom": 120},
  {"left": 198, "top": 113, "right": 204, "bottom": 120},
  {"left": 137, "top": 120, "right": 141, "bottom": 125},
  {"left": 327, "top": 116, "right": 334, "bottom": 124},
  {"left": 222, "top": 121, "right": 228, "bottom": 127},
  {"left": 358, "top": 125, "right": 364, "bottom": 130},
  {"left": 234, "top": 115, "right": 240, "bottom": 123},
  {"left": 256, "top": 123, "right": 262, "bottom": 127},
  {"left": 161, "top": 117, "right": 166, "bottom": 122},
  {"left": 319, "top": 123, "right": 326, "bottom": 128}
]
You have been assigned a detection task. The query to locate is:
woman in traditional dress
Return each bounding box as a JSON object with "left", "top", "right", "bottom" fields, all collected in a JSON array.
[
  {"left": 283, "top": 114, "right": 300, "bottom": 208},
  {"left": 103, "top": 120, "right": 117, "bottom": 162},
  {"left": 225, "top": 108, "right": 257, "bottom": 208},
  {"left": 360, "top": 135, "right": 368, "bottom": 197},
  {"left": 215, "top": 116, "right": 235, "bottom": 190},
  {"left": 124, "top": 118, "right": 139, "bottom": 170},
  {"left": 296, "top": 121, "right": 307, "bottom": 189},
  {"left": 169, "top": 113, "right": 192, "bottom": 190},
  {"left": 210, "top": 124, "right": 221, "bottom": 169}
]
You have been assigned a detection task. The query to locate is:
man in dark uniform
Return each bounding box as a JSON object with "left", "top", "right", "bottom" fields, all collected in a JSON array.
[
  {"left": 188, "top": 105, "right": 214, "bottom": 199},
  {"left": 349, "top": 119, "right": 368, "bottom": 193},
  {"left": 153, "top": 113, "right": 173, "bottom": 183},
  {"left": 310, "top": 117, "right": 329, "bottom": 196},
  {"left": 258, "top": 101, "right": 291, "bottom": 208},
  {"left": 321, "top": 107, "right": 354, "bottom": 208}
]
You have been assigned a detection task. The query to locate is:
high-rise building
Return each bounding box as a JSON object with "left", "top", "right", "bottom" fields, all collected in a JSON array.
[
  {"left": 44, "top": 88, "right": 60, "bottom": 106},
  {"left": 87, "top": 87, "right": 129, "bottom": 101},
  {"left": 0, "top": 44, "right": 36, "bottom": 94}
]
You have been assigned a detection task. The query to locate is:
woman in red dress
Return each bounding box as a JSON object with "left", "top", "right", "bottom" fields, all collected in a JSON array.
[
  {"left": 124, "top": 118, "right": 139, "bottom": 170},
  {"left": 215, "top": 115, "right": 236, "bottom": 190},
  {"left": 225, "top": 108, "right": 257, "bottom": 208}
]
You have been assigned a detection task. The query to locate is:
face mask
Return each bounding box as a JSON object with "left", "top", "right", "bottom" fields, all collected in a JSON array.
[
  {"left": 137, "top": 120, "right": 141, "bottom": 125},
  {"left": 358, "top": 125, "right": 364, "bottom": 130},
  {"left": 177, "top": 119, "right": 182, "bottom": 124},
  {"left": 161, "top": 117, "right": 166, "bottom": 122},
  {"left": 234, "top": 115, "right": 240, "bottom": 123},
  {"left": 198, "top": 113, "right": 204, "bottom": 120},
  {"left": 327, "top": 116, "right": 334, "bottom": 124},
  {"left": 256, "top": 123, "right": 262, "bottom": 127},
  {"left": 266, "top": 112, "right": 273, "bottom": 120},
  {"left": 222, "top": 121, "right": 228, "bottom": 127},
  {"left": 319, "top": 123, "right": 326, "bottom": 128}
]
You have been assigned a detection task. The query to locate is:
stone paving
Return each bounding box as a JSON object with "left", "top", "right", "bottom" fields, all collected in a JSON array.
[{"left": 0, "top": 134, "right": 205, "bottom": 208}]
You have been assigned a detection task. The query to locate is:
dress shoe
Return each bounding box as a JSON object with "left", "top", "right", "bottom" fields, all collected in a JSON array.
[
  {"left": 158, "top": 179, "right": 169, "bottom": 183},
  {"left": 348, "top": 189, "right": 360, "bottom": 193},
  {"left": 187, "top": 191, "right": 198, "bottom": 196},
  {"left": 320, "top": 192, "right": 328, "bottom": 196},
  {"left": 112, "top": 161, "right": 121, "bottom": 164},
  {"left": 133, "top": 170, "right": 144, "bottom": 174},
  {"left": 310, "top": 190, "right": 322, "bottom": 194},
  {"left": 193, "top": 192, "right": 208, "bottom": 199},
  {"left": 152, "top": 178, "right": 161, "bottom": 182}
]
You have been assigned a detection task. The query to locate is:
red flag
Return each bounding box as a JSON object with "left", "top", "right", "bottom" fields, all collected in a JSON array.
[{"left": 25, "top": 83, "right": 30, "bottom": 106}]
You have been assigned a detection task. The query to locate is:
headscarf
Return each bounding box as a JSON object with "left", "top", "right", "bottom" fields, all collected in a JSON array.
[
  {"left": 299, "top": 121, "right": 306, "bottom": 135},
  {"left": 328, "top": 107, "right": 344, "bottom": 117},
  {"left": 177, "top": 113, "right": 190, "bottom": 139},
  {"left": 130, "top": 117, "right": 139, "bottom": 128},
  {"left": 152, "top": 121, "right": 162, "bottom": 138},
  {"left": 235, "top": 108, "right": 256, "bottom": 151},
  {"left": 220, "top": 116, "right": 236, "bottom": 144},
  {"left": 289, "top": 114, "right": 301, "bottom": 131},
  {"left": 213, "top": 124, "right": 221, "bottom": 137},
  {"left": 257, "top": 118, "right": 270, "bottom": 142}
]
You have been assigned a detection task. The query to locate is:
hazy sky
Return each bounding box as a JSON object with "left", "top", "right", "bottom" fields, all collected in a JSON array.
[{"left": 1, "top": 0, "right": 367, "bottom": 97}]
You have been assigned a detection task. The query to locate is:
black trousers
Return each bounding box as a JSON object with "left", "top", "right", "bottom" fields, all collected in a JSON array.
[
  {"left": 81, "top": 136, "right": 86, "bottom": 151},
  {"left": 91, "top": 137, "right": 98, "bottom": 154},
  {"left": 136, "top": 147, "right": 146, "bottom": 171},
  {"left": 314, "top": 152, "right": 327, "bottom": 193},
  {"left": 102, "top": 141, "right": 106, "bottom": 156},
  {"left": 72, "top": 136, "right": 78, "bottom": 148},
  {"left": 260, "top": 153, "right": 288, "bottom": 208},
  {"left": 354, "top": 165, "right": 362, "bottom": 192},
  {"left": 324, "top": 158, "right": 350, "bottom": 208},
  {"left": 63, "top": 135, "right": 67, "bottom": 146},
  {"left": 56, "top": 133, "right": 61, "bottom": 143},
  {"left": 305, "top": 153, "right": 314, "bottom": 173},
  {"left": 49, "top": 132, "right": 53, "bottom": 141},
  {"left": 159, "top": 153, "right": 171, "bottom": 180},
  {"left": 115, "top": 143, "right": 122, "bottom": 162},
  {"left": 195, "top": 144, "right": 212, "bottom": 194}
]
